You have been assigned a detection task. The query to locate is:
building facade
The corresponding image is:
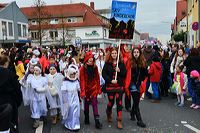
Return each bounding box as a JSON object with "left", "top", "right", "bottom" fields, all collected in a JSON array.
[
  {"left": 21, "top": 2, "right": 121, "bottom": 48},
  {"left": 0, "top": 2, "right": 28, "bottom": 48},
  {"left": 187, "top": 0, "right": 199, "bottom": 47}
]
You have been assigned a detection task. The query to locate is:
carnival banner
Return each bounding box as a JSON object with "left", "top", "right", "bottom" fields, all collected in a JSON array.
[{"left": 109, "top": 0, "right": 137, "bottom": 39}]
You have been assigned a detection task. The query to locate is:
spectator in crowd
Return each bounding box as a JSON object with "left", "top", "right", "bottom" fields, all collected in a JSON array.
[{"left": 0, "top": 54, "right": 22, "bottom": 133}]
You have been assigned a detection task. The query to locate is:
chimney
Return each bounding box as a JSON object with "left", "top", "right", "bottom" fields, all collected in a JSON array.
[{"left": 90, "top": 2, "right": 94, "bottom": 10}]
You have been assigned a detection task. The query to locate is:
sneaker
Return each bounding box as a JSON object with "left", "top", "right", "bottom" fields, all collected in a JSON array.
[
  {"left": 178, "top": 103, "right": 184, "bottom": 107},
  {"left": 174, "top": 102, "right": 180, "bottom": 106},
  {"left": 193, "top": 105, "right": 200, "bottom": 109},
  {"left": 190, "top": 104, "right": 196, "bottom": 108}
]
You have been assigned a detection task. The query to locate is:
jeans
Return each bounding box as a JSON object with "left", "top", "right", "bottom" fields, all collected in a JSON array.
[
  {"left": 187, "top": 76, "right": 193, "bottom": 97},
  {"left": 151, "top": 82, "right": 159, "bottom": 99},
  {"left": 192, "top": 91, "right": 200, "bottom": 105}
]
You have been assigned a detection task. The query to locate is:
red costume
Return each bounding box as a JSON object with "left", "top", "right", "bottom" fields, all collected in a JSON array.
[{"left": 80, "top": 52, "right": 101, "bottom": 98}]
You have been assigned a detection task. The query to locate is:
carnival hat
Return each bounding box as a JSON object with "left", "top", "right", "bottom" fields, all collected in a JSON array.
[
  {"left": 190, "top": 70, "right": 200, "bottom": 78},
  {"left": 84, "top": 52, "right": 94, "bottom": 63},
  {"left": 66, "top": 64, "right": 79, "bottom": 81},
  {"left": 33, "top": 49, "right": 40, "bottom": 56}
]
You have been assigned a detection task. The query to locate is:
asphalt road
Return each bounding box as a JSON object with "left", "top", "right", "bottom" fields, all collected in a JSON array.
[{"left": 18, "top": 95, "right": 200, "bottom": 133}]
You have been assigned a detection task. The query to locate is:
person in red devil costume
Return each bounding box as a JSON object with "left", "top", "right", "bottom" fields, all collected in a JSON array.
[
  {"left": 79, "top": 52, "right": 102, "bottom": 129},
  {"left": 120, "top": 44, "right": 132, "bottom": 111},
  {"left": 102, "top": 47, "right": 127, "bottom": 129}
]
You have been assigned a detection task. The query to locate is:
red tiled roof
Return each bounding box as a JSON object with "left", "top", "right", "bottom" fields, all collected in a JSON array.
[
  {"left": 0, "top": 3, "right": 8, "bottom": 10},
  {"left": 21, "top": 3, "right": 106, "bottom": 29},
  {"left": 176, "top": 0, "right": 187, "bottom": 23}
]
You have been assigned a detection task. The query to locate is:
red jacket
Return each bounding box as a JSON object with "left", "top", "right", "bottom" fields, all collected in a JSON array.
[
  {"left": 80, "top": 65, "right": 101, "bottom": 98},
  {"left": 122, "top": 52, "right": 131, "bottom": 90},
  {"left": 148, "top": 62, "right": 162, "bottom": 82}
]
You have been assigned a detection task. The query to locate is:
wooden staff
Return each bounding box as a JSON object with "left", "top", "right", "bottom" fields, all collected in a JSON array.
[{"left": 115, "top": 39, "right": 121, "bottom": 80}]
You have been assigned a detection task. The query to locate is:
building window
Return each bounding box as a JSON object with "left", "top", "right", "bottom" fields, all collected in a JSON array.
[
  {"left": 50, "top": 19, "right": 59, "bottom": 24},
  {"left": 18, "top": 24, "right": 22, "bottom": 37},
  {"left": 22, "top": 25, "right": 27, "bottom": 37},
  {"left": 31, "top": 20, "right": 37, "bottom": 25},
  {"left": 8, "top": 22, "right": 13, "bottom": 36},
  {"left": 31, "top": 32, "right": 39, "bottom": 40},
  {"left": 67, "top": 30, "right": 76, "bottom": 37},
  {"left": 49, "top": 31, "right": 58, "bottom": 39},
  {"left": 104, "top": 29, "right": 107, "bottom": 37},
  {"left": 67, "top": 17, "right": 77, "bottom": 23},
  {"left": 2, "top": 21, "right": 7, "bottom": 36}
]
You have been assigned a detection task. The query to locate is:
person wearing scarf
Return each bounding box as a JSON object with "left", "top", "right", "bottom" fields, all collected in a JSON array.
[
  {"left": 45, "top": 64, "right": 64, "bottom": 124},
  {"left": 80, "top": 52, "right": 102, "bottom": 129}
]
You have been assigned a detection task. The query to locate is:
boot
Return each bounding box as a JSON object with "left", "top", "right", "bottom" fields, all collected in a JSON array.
[
  {"left": 130, "top": 111, "right": 135, "bottom": 121},
  {"left": 95, "top": 116, "right": 102, "bottom": 129},
  {"left": 84, "top": 112, "right": 90, "bottom": 125},
  {"left": 135, "top": 109, "right": 146, "bottom": 128},
  {"left": 33, "top": 119, "right": 40, "bottom": 128},
  {"left": 106, "top": 110, "right": 112, "bottom": 123},
  {"left": 117, "top": 117, "right": 123, "bottom": 129},
  {"left": 51, "top": 116, "right": 57, "bottom": 125}
]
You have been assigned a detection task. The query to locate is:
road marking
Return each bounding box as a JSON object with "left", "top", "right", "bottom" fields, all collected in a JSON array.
[
  {"left": 181, "top": 121, "right": 200, "bottom": 133},
  {"left": 35, "top": 121, "right": 44, "bottom": 133},
  {"left": 183, "top": 124, "right": 200, "bottom": 133}
]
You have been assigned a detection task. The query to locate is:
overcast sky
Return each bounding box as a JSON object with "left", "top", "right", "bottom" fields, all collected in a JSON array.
[{"left": 0, "top": 0, "right": 176, "bottom": 43}]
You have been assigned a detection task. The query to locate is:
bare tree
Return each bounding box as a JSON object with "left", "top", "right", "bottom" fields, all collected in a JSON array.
[
  {"left": 59, "top": 10, "right": 74, "bottom": 46},
  {"left": 32, "top": 0, "right": 50, "bottom": 46}
]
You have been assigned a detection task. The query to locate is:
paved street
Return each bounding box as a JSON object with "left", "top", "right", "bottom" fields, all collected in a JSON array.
[{"left": 18, "top": 96, "right": 200, "bottom": 133}]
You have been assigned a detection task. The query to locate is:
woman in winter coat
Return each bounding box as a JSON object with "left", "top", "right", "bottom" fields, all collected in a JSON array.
[
  {"left": 79, "top": 52, "right": 102, "bottom": 129},
  {"left": 160, "top": 49, "right": 170, "bottom": 97},
  {"left": 184, "top": 48, "right": 200, "bottom": 98},
  {"left": 129, "top": 47, "right": 148, "bottom": 128},
  {"left": 102, "top": 47, "right": 127, "bottom": 129},
  {"left": 0, "top": 54, "right": 22, "bottom": 133}
]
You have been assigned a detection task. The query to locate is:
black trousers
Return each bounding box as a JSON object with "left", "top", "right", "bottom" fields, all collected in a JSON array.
[
  {"left": 125, "top": 93, "right": 131, "bottom": 110},
  {"left": 130, "top": 91, "right": 143, "bottom": 122}
]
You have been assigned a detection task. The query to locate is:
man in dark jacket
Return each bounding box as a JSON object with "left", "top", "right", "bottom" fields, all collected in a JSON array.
[{"left": 0, "top": 55, "right": 22, "bottom": 133}]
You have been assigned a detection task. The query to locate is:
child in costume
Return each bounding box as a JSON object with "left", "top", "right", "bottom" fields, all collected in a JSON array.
[
  {"left": 27, "top": 64, "right": 48, "bottom": 128},
  {"left": 46, "top": 64, "right": 64, "bottom": 124},
  {"left": 190, "top": 70, "right": 200, "bottom": 109},
  {"left": 61, "top": 64, "right": 80, "bottom": 131},
  {"left": 173, "top": 65, "right": 188, "bottom": 107},
  {"left": 80, "top": 52, "right": 102, "bottom": 129}
]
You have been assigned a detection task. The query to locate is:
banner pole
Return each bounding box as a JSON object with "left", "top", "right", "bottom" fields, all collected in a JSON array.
[{"left": 115, "top": 39, "right": 121, "bottom": 80}]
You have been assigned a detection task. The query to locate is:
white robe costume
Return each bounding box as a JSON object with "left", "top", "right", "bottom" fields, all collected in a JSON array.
[
  {"left": 61, "top": 80, "right": 80, "bottom": 130},
  {"left": 27, "top": 74, "right": 48, "bottom": 119},
  {"left": 45, "top": 73, "right": 64, "bottom": 116},
  {"left": 20, "top": 74, "right": 31, "bottom": 106}
]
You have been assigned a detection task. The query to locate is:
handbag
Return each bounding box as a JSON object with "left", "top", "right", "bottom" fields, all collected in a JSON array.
[
  {"left": 49, "top": 86, "right": 58, "bottom": 96},
  {"left": 148, "top": 83, "right": 153, "bottom": 94}
]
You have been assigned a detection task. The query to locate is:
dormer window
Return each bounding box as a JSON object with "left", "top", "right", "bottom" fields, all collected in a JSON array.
[
  {"left": 31, "top": 20, "right": 37, "bottom": 25},
  {"left": 67, "top": 17, "right": 77, "bottom": 23},
  {"left": 50, "top": 19, "right": 59, "bottom": 24}
]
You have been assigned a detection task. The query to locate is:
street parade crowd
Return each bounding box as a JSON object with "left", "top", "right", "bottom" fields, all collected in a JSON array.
[{"left": 0, "top": 42, "right": 200, "bottom": 133}]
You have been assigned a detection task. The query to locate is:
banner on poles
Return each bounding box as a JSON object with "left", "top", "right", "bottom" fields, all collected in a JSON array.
[{"left": 109, "top": 0, "right": 137, "bottom": 39}]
